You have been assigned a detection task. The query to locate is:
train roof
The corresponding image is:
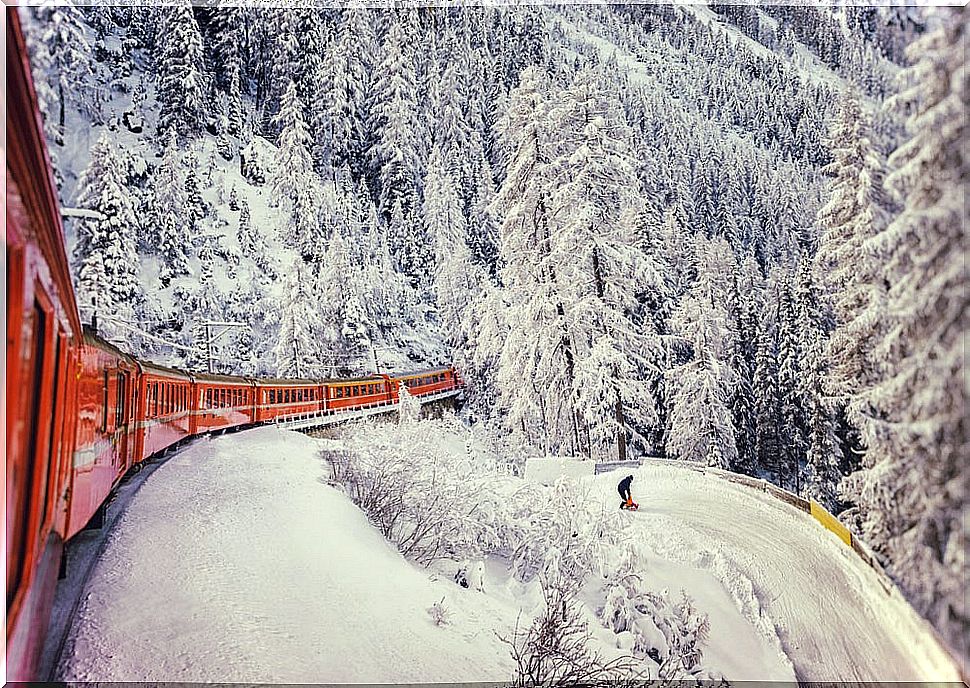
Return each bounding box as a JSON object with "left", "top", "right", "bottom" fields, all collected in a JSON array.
[
  {"left": 320, "top": 374, "right": 387, "bottom": 385},
  {"left": 393, "top": 367, "right": 453, "bottom": 378},
  {"left": 8, "top": 13, "right": 83, "bottom": 341},
  {"left": 193, "top": 371, "right": 255, "bottom": 385},
  {"left": 82, "top": 326, "right": 138, "bottom": 363},
  {"left": 254, "top": 377, "right": 322, "bottom": 386},
  {"left": 140, "top": 360, "right": 193, "bottom": 380}
]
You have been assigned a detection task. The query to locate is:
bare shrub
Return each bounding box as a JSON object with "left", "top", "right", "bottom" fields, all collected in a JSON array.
[
  {"left": 325, "top": 421, "right": 500, "bottom": 565},
  {"left": 427, "top": 597, "right": 449, "bottom": 626},
  {"left": 500, "top": 572, "right": 645, "bottom": 688}
]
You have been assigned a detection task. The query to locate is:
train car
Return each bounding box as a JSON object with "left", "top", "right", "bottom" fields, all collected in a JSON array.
[
  {"left": 323, "top": 375, "right": 394, "bottom": 412},
  {"left": 138, "top": 362, "right": 194, "bottom": 461},
  {"left": 5, "top": 11, "right": 85, "bottom": 678},
  {"left": 70, "top": 330, "right": 141, "bottom": 538},
  {"left": 191, "top": 373, "right": 257, "bottom": 434},
  {"left": 392, "top": 367, "right": 459, "bottom": 399},
  {"left": 254, "top": 378, "right": 324, "bottom": 423}
]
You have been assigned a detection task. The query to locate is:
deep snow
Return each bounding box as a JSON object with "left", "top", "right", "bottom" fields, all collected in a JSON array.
[{"left": 55, "top": 427, "right": 960, "bottom": 683}]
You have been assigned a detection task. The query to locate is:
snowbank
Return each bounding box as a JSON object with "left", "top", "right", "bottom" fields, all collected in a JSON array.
[
  {"left": 524, "top": 456, "right": 595, "bottom": 484},
  {"left": 57, "top": 428, "right": 521, "bottom": 683}
]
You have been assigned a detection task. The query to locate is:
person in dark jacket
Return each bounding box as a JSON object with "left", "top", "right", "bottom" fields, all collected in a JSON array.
[{"left": 618, "top": 474, "right": 635, "bottom": 509}]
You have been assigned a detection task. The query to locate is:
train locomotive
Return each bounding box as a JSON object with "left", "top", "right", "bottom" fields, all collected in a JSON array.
[{"left": 5, "top": 11, "right": 459, "bottom": 680}]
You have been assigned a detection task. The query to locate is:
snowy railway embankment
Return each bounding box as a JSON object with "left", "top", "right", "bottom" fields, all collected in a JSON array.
[{"left": 56, "top": 422, "right": 961, "bottom": 683}]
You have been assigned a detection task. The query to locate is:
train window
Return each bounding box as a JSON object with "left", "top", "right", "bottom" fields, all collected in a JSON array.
[
  {"left": 205, "top": 389, "right": 213, "bottom": 409},
  {"left": 102, "top": 370, "right": 110, "bottom": 430},
  {"left": 115, "top": 373, "right": 125, "bottom": 427}
]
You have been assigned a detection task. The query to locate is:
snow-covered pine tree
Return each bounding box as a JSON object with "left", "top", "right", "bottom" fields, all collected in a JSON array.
[
  {"left": 385, "top": 193, "right": 432, "bottom": 291},
  {"left": 844, "top": 9, "right": 968, "bottom": 658},
  {"left": 368, "top": 14, "right": 423, "bottom": 218},
  {"left": 314, "top": 8, "right": 371, "bottom": 177},
  {"left": 30, "top": 2, "right": 95, "bottom": 145},
  {"left": 315, "top": 229, "right": 372, "bottom": 376},
  {"left": 753, "top": 274, "right": 784, "bottom": 481},
  {"left": 274, "top": 260, "right": 323, "bottom": 378},
  {"left": 492, "top": 66, "right": 578, "bottom": 455},
  {"left": 774, "top": 269, "right": 808, "bottom": 492},
  {"left": 73, "top": 132, "right": 142, "bottom": 337},
  {"left": 151, "top": 132, "right": 191, "bottom": 286},
  {"left": 728, "top": 253, "right": 762, "bottom": 475},
  {"left": 423, "top": 144, "right": 483, "bottom": 354},
  {"left": 464, "top": 132, "right": 500, "bottom": 272},
  {"left": 192, "top": 238, "right": 221, "bottom": 322},
  {"left": 666, "top": 237, "right": 738, "bottom": 469},
  {"left": 813, "top": 89, "right": 890, "bottom": 409},
  {"left": 544, "top": 67, "right": 662, "bottom": 461},
  {"left": 271, "top": 80, "right": 322, "bottom": 261},
  {"left": 792, "top": 261, "right": 844, "bottom": 507},
  {"left": 155, "top": 4, "right": 206, "bottom": 141}
]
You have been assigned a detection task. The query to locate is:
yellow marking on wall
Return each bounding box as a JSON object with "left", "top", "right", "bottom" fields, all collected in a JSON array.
[{"left": 811, "top": 499, "right": 852, "bottom": 547}]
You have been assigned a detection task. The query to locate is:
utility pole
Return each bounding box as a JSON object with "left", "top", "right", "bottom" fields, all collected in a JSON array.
[
  {"left": 205, "top": 323, "right": 212, "bottom": 374},
  {"left": 200, "top": 321, "right": 248, "bottom": 375}
]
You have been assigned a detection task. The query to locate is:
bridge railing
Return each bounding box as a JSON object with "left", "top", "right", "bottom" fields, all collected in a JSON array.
[{"left": 272, "top": 383, "right": 462, "bottom": 431}]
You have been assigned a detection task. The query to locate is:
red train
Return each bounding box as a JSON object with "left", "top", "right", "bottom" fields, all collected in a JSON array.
[{"left": 4, "top": 12, "right": 460, "bottom": 680}]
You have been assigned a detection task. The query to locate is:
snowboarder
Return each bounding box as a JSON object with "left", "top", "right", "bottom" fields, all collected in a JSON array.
[{"left": 618, "top": 474, "right": 637, "bottom": 510}]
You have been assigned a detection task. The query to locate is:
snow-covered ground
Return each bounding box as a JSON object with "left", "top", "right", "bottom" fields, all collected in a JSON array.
[
  {"left": 56, "top": 427, "right": 960, "bottom": 683},
  {"left": 606, "top": 465, "right": 960, "bottom": 682}
]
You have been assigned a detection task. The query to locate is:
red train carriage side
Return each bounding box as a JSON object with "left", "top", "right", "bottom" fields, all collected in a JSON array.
[
  {"left": 323, "top": 375, "right": 393, "bottom": 411},
  {"left": 138, "top": 363, "right": 194, "bottom": 461},
  {"left": 392, "top": 368, "right": 458, "bottom": 399},
  {"left": 69, "top": 330, "right": 140, "bottom": 538},
  {"left": 254, "top": 379, "right": 323, "bottom": 423},
  {"left": 191, "top": 374, "right": 257, "bottom": 434},
  {"left": 5, "top": 11, "right": 85, "bottom": 678}
]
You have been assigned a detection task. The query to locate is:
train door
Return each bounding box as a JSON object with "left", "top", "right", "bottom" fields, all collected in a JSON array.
[
  {"left": 114, "top": 369, "right": 133, "bottom": 475},
  {"left": 6, "top": 291, "right": 58, "bottom": 616}
]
